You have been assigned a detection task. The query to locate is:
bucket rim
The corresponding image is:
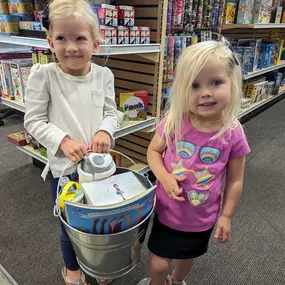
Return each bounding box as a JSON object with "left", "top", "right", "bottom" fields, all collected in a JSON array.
[{"left": 59, "top": 196, "right": 156, "bottom": 237}]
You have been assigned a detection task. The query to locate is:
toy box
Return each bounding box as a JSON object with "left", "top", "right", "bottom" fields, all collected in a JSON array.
[
  {"left": 236, "top": 0, "right": 254, "bottom": 24},
  {"left": 252, "top": 0, "right": 272, "bottom": 24},
  {"left": 19, "top": 21, "right": 43, "bottom": 31},
  {"left": 267, "top": 72, "right": 282, "bottom": 95},
  {"left": 0, "top": 61, "right": 13, "bottom": 99},
  {"left": 129, "top": 26, "right": 140, "bottom": 44},
  {"left": 140, "top": 27, "right": 150, "bottom": 44},
  {"left": 223, "top": 3, "right": 236, "bottom": 24},
  {"left": 33, "top": 10, "right": 43, "bottom": 22},
  {"left": 238, "top": 39, "right": 262, "bottom": 72},
  {"left": 118, "top": 6, "right": 135, "bottom": 27},
  {"left": 119, "top": 91, "right": 148, "bottom": 120},
  {"left": 241, "top": 97, "right": 251, "bottom": 109},
  {"left": 0, "top": 14, "right": 20, "bottom": 35},
  {"left": 258, "top": 43, "right": 274, "bottom": 69},
  {"left": 0, "top": 2, "right": 9, "bottom": 13},
  {"left": 275, "top": 7, "right": 282, "bottom": 23},
  {"left": 8, "top": 0, "right": 33, "bottom": 14},
  {"left": 32, "top": 0, "right": 40, "bottom": 10},
  {"left": 93, "top": 4, "right": 118, "bottom": 26},
  {"left": 10, "top": 60, "right": 32, "bottom": 102},
  {"left": 118, "top": 26, "right": 129, "bottom": 44},
  {"left": 100, "top": 26, "right": 117, "bottom": 45},
  {"left": 7, "top": 131, "right": 27, "bottom": 146}
]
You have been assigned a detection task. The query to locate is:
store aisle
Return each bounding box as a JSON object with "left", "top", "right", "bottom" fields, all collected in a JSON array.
[{"left": 1, "top": 100, "right": 285, "bottom": 285}]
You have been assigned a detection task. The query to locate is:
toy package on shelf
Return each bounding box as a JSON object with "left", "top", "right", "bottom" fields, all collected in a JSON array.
[
  {"left": 267, "top": 71, "right": 283, "bottom": 95},
  {"left": 10, "top": 59, "right": 32, "bottom": 102},
  {"left": 7, "top": 131, "right": 27, "bottom": 146},
  {"left": 223, "top": 2, "right": 236, "bottom": 24},
  {"left": 252, "top": 0, "right": 272, "bottom": 24},
  {"left": 119, "top": 91, "right": 148, "bottom": 121},
  {"left": 0, "top": 14, "right": 20, "bottom": 35},
  {"left": 236, "top": 0, "right": 254, "bottom": 24},
  {"left": 92, "top": 4, "right": 118, "bottom": 26},
  {"left": 118, "top": 6, "right": 135, "bottom": 27},
  {"left": 100, "top": 25, "right": 117, "bottom": 44}
]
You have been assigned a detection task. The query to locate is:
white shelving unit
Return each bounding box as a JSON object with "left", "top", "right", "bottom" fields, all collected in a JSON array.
[
  {"left": 0, "top": 35, "right": 160, "bottom": 56},
  {"left": 223, "top": 23, "right": 285, "bottom": 30},
  {"left": 1, "top": 98, "right": 26, "bottom": 112}
]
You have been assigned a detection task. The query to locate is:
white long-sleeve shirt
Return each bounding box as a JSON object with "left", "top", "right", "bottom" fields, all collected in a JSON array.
[{"left": 24, "top": 63, "right": 118, "bottom": 178}]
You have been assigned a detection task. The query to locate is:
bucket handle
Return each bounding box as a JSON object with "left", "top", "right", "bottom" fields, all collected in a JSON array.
[{"left": 53, "top": 149, "right": 146, "bottom": 217}]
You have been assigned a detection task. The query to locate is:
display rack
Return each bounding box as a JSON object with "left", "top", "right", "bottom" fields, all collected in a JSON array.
[{"left": 223, "top": 24, "right": 285, "bottom": 30}]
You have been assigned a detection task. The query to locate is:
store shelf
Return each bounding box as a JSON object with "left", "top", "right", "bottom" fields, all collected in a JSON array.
[
  {"left": 0, "top": 35, "right": 160, "bottom": 55},
  {"left": 1, "top": 98, "right": 26, "bottom": 112},
  {"left": 243, "top": 62, "right": 285, "bottom": 80},
  {"left": 238, "top": 89, "right": 285, "bottom": 120},
  {"left": 113, "top": 116, "right": 155, "bottom": 139},
  {"left": 223, "top": 23, "right": 285, "bottom": 30},
  {"left": 16, "top": 145, "right": 48, "bottom": 164}
]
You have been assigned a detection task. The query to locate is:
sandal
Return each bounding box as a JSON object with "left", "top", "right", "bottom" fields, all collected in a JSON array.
[
  {"left": 171, "top": 273, "right": 187, "bottom": 285},
  {"left": 137, "top": 275, "right": 173, "bottom": 285},
  {"left": 61, "top": 267, "right": 90, "bottom": 285},
  {"left": 96, "top": 279, "right": 113, "bottom": 285}
]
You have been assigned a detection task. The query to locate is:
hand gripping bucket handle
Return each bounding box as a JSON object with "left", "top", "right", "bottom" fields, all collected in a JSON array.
[{"left": 53, "top": 150, "right": 148, "bottom": 217}]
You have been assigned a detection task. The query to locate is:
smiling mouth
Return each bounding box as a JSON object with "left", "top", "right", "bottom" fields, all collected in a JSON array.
[
  {"left": 65, "top": 56, "right": 82, "bottom": 59},
  {"left": 198, "top": 102, "right": 217, "bottom": 107}
]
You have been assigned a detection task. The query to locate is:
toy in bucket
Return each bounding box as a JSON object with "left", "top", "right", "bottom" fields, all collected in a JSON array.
[{"left": 53, "top": 150, "right": 156, "bottom": 280}]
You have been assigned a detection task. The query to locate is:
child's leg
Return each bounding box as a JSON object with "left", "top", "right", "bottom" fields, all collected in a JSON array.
[
  {"left": 149, "top": 252, "right": 171, "bottom": 285},
  {"left": 172, "top": 259, "right": 193, "bottom": 283},
  {"left": 50, "top": 176, "right": 80, "bottom": 275}
]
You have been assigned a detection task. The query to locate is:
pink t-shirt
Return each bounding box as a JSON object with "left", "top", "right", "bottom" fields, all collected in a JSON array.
[{"left": 155, "top": 117, "right": 250, "bottom": 232}]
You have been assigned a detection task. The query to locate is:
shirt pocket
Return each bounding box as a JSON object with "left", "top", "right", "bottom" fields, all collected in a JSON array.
[{"left": 91, "top": 90, "right": 105, "bottom": 107}]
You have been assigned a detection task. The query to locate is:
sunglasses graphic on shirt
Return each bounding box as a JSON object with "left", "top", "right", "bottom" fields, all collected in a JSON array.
[{"left": 176, "top": 141, "right": 221, "bottom": 164}]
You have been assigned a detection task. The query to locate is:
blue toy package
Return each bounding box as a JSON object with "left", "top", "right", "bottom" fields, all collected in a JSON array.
[
  {"left": 259, "top": 44, "right": 274, "bottom": 69},
  {"left": 0, "top": 14, "right": 20, "bottom": 35},
  {"left": 267, "top": 71, "right": 283, "bottom": 95},
  {"left": 242, "top": 46, "right": 255, "bottom": 73}
]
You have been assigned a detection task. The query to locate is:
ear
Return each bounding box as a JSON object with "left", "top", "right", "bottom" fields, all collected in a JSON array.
[
  {"left": 93, "top": 39, "right": 100, "bottom": 53},
  {"left": 47, "top": 36, "right": 55, "bottom": 53}
]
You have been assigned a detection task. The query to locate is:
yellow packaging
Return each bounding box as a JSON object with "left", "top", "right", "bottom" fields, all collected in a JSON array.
[
  {"left": 0, "top": 22, "right": 19, "bottom": 34},
  {"left": 8, "top": 2, "right": 33, "bottom": 14},
  {"left": 19, "top": 21, "right": 30, "bottom": 30},
  {"left": 223, "top": 3, "right": 236, "bottom": 24}
]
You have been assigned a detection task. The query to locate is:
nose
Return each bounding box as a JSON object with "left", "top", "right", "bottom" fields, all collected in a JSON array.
[
  {"left": 200, "top": 87, "right": 212, "bottom": 98},
  {"left": 66, "top": 41, "right": 78, "bottom": 53}
]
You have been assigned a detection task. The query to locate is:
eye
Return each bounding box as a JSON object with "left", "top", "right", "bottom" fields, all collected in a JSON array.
[
  {"left": 77, "top": 36, "right": 86, "bottom": 41},
  {"left": 200, "top": 147, "right": 221, "bottom": 164},
  {"left": 212, "top": 80, "right": 222, "bottom": 87},
  {"left": 57, "top": 36, "right": 65, "bottom": 41},
  {"left": 192, "top": 83, "right": 199, "bottom": 89}
]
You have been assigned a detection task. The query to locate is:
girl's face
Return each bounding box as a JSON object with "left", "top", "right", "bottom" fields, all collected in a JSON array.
[
  {"left": 188, "top": 58, "right": 232, "bottom": 121},
  {"left": 47, "top": 15, "right": 99, "bottom": 76}
]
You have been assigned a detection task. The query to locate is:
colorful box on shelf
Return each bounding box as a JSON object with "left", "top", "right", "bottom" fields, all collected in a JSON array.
[
  {"left": 118, "top": 26, "right": 129, "bottom": 44},
  {"left": 32, "top": 0, "right": 40, "bottom": 10},
  {"left": 8, "top": 0, "right": 33, "bottom": 15},
  {"left": 223, "top": 3, "right": 236, "bottom": 24},
  {"left": 129, "top": 26, "right": 140, "bottom": 44},
  {"left": 93, "top": 4, "right": 118, "bottom": 27},
  {"left": 0, "top": 14, "right": 20, "bottom": 35},
  {"left": 236, "top": 0, "right": 254, "bottom": 24},
  {"left": 0, "top": 2, "right": 9, "bottom": 13},
  {"left": 100, "top": 25, "right": 117, "bottom": 44},
  {"left": 118, "top": 6, "right": 135, "bottom": 27},
  {"left": 7, "top": 131, "right": 27, "bottom": 146},
  {"left": 119, "top": 91, "right": 148, "bottom": 121},
  {"left": 252, "top": 0, "right": 272, "bottom": 24},
  {"left": 0, "top": 60, "right": 13, "bottom": 99},
  {"left": 10, "top": 59, "right": 32, "bottom": 103},
  {"left": 33, "top": 10, "right": 43, "bottom": 22},
  {"left": 140, "top": 27, "right": 150, "bottom": 44},
  {"left": 19, "top": 21, "right": 43, "bottom": 31}
]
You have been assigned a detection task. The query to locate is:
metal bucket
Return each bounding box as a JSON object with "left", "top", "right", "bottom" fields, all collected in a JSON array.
[{"left": 58, "top": 167, "right": 155, "bottom": 280}]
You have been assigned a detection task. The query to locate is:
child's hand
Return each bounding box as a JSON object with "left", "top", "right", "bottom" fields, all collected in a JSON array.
[
  {"left": 214, "top": 215, "right": 231, "bottom": 243},
  {"left": 90, "top": 130, "right": 111, "bottom": 153},
  {"left": 160, "top": 173, "right": 186, "bottom": 202},
  {"left": 60, "top": 137, "right": 88, "bottom": 163}
]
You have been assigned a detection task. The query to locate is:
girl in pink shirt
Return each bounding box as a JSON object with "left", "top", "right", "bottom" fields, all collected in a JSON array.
[{"left": 138, "top": 39, "right": 250, "bottom": 285}]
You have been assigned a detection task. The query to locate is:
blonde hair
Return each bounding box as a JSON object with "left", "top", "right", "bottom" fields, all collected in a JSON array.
[
  {"left": 163, "top": 39, "right": 243, "bottom": 147},
  {"left": 47, "top": 0, "right": 101, "bottom": 41}
]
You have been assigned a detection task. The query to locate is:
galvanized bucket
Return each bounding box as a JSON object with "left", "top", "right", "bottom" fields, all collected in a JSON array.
[{"left": 57, "top": 166, "right": 155, "bottom": 280}]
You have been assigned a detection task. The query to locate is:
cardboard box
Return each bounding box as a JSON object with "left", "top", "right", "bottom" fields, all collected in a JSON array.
[
  {"left": 129, "top": 26, "right": 140, "bottom": 44},
  {"left": 0, "top": 14, "right": 20, "bottom": 35},
  {"left": 118, "top": 6, "right": 135, "bottom": 27},
  {"left": 118, "top": 26, "right": 129, "bottom": 44},
  {"left": 275, "top": 6, "right": 282, "bottom": 23},
  {"left": 0, "top": 61, "right": 13, "bottom": 99},
  {"left": 140, "top": 26, "right": 150, "bottom": 44},
  {"left": 7, "top": 131, "right": 27, "bottom": 146},
  {"left": 92, "top": 4, "right": 118, "bottom": 26},
  {"left": 0, "top": 2, "right": 9, "bottom": 13},
  {"left": 10, "top": 60, "right": 32, "bottom": 102},
  {"left": 119, "top": 91, "right": 148, "bottom": 120},
  {"left": 8, "top": 0, "right": 33, "bottom": 14},
  {"left": 100, "top": 25, "right": 117, "bottom": 44},
  {"left": 252, "top": 0, "right": 272, "bottom": 24},
  {"left": 236, "top": 0, "right": 254, "bottom": 24},
  {"left": 223, "top": 3, "right": 236, "bottom": 24}
]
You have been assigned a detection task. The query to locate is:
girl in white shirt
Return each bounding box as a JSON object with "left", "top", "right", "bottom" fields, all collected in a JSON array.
[{"left": 24, "top": 0, "right": 118, "bottom": 284}]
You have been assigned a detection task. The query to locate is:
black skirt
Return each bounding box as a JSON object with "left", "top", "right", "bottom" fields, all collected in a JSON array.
[{"left": 148, "top": 214, "right": 214, "bottom": 259}]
